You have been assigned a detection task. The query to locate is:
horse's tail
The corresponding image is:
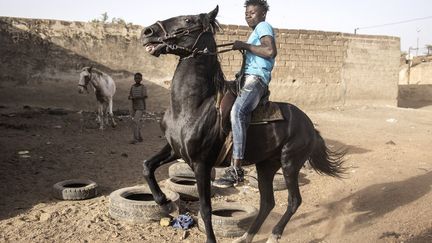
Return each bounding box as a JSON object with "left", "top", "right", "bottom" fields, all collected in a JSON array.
[{"left": 308, "top": 129, "right": 345, "bottom": 178}]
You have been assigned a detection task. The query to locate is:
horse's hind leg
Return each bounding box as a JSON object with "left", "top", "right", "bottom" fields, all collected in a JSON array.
[
  {"left": 97, "top": 102, "right": 104, "bottom": 129},
  {"left": 268, "top": 146, "right": 307, "bottom": 242},
  {"left": 142, "top": 144, "right": 179, "bottom": 210},
  {"left": 108, "top": 97, "right": 117, "bottom": 127},
  {"left": 234, "top": 160, "right": 280, "bottom": 243},
  {"left": 103, "top": 103, "right": 109, "bottom": 127}
]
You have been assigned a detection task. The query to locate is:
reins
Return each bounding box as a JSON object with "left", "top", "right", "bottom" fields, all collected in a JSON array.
[
  {"left": 216, "top": 42, "right": 236, "bottom": 54},
  {"left": 152, "top": 20, "right": 238, "bottom": 58}
]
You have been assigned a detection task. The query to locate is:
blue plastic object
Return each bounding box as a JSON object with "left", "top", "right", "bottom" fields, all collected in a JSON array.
[{"left": 172, "top": 214, "right": 194, "bottom": 230}]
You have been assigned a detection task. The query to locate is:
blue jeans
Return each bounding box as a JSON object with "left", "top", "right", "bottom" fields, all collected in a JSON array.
[{"left": 231, "top": 75, "right": 267, "bottom": 160}]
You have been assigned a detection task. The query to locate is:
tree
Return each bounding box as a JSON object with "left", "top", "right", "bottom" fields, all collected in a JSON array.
[
  {"left": 426, "top": 44, "right": 432, "bottom": 56},
  {"left": 111, "top": 17, "right": 126, "bottom": 25},
  {"left": 90, "top": 12, "right": 109, "bottom": 23},
  {"left": 101, "top": 12, "right": 109, "bottom": 23},
  {"left": 90, "top": 13, "right": 131, "bottom": 25}
]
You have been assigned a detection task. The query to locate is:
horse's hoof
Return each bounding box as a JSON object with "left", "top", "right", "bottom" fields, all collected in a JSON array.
[
  {"left": 233, "top": 233, "right": 254, "bottom": 243},
  {"left": 266, "top": 234, "right": 280, "bottom": 243},
  {"left": 160, "top": 200, "right": 177, "bottom": 215}
]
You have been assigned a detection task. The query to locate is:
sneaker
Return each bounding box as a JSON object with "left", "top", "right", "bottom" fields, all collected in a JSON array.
[{"left": 212, "top": 166, "right": 245, "bottom": 188}]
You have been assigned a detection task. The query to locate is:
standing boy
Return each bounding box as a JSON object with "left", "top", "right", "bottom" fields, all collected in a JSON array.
[{"left": 128, "top": 72, "right": 147, "bottom": 144}]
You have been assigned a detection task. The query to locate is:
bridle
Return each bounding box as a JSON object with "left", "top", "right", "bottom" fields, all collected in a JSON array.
[
  {"left": 78, "top": 72, "right": 92, "bottom": 89},
  {"left": 152, "top": 20, "right": 235, "bottom": 59}
]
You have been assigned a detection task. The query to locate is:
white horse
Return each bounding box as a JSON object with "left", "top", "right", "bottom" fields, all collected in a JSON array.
[{"left": 77, "top": 67, "right": 117, "bottom": 129}]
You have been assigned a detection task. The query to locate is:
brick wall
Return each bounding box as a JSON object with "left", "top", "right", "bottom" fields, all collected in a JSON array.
[
  {"left": 0, "top": 17, "right": 400, "bottom": 109},
  {"left": 216, "top": 26, "right": 400, "bottom": 107}
]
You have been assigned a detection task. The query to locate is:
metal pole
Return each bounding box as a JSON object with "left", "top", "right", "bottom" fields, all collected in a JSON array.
[
  {"left": 408, "top": 47, "right": 411, "bottom": 84},
  {"left": 416, "top": 28, "right": 421, "bottom": 56}
]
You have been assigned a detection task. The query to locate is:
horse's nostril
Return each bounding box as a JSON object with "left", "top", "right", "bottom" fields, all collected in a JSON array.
[{"left": 143, "top": 27, "right": 154, "bottom": 37}]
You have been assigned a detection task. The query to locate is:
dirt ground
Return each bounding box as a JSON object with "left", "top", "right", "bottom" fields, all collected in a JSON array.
[{"left": 1, "top": 92, "right": 432, "bottom": 243}]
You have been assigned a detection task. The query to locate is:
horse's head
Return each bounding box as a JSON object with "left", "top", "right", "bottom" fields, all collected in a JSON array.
[
  {"left": 141, "top": 6, "right": 219, "bottom": 57},
  {"left": 77, "top": 67, "right": 92, "bottom": 94}
]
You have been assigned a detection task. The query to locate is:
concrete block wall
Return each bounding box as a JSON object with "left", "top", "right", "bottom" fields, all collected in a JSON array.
[
  {"left": 400, "top": 62, "right": 432, "bottom": 85},
  {"left": 216, "top": 26, "right": 400, "bottom": 108},
  {"left": 0, "top": 17, "right": 400, "bottom": 109},
  {"left": 341, "top": 34, "right": 400, "bottom": 106}
]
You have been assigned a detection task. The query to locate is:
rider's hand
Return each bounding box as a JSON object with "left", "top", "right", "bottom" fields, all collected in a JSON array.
[{"left": 232, "top": 40, "right": 248, "bottom": 50}]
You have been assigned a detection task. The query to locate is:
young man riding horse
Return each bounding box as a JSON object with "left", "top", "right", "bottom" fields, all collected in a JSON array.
[
  {"left": 141, "top": 4, "right": 344, "bottom": 243},
  {"left": 213, "top": 0, "right": 277, "bottom": 188}
]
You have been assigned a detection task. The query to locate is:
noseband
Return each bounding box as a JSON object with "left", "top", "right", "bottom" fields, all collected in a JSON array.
[
  {"left": 154, "top": 20, "right": 234, "bottom": 59},
  {"left": 78, "top": 73, "right": 92, "bottom": 88}
]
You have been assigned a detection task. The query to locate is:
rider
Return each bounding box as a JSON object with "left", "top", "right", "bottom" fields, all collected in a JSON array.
[{"left": 213, "top": 0, "right": 277, "bottom": 188}]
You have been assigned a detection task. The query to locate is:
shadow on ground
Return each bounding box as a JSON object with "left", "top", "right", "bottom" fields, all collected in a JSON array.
[{"left": 295, "top": 171, "right": 432, "bottom": 234}]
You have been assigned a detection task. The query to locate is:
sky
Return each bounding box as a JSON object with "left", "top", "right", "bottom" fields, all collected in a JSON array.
[{"left": 1, "top": 0, "right": 431, "bottom": 54}]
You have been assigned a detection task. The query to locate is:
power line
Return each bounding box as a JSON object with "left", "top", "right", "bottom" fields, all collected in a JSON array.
[{"left": 354, "top": 15, "right": 432, "bottom": 34}]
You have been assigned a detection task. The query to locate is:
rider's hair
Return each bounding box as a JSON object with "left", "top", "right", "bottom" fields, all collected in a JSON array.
[
  {"left": 244, "top": 0, "right": 270, "bottom": 12},
  {"left": 134, "top": 72, "right": 142, "bottom": 77}
]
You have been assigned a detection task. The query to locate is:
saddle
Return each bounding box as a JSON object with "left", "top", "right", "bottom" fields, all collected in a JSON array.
[{"left": 218, "top": 81, "right": 284, "bottom": 135}]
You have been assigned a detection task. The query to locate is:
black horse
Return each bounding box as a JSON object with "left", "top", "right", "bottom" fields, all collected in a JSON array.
[{"left": 141, "top": 6, "right": 344, "bottom": 243}]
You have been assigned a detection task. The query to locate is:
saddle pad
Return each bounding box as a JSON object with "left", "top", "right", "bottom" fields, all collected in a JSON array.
[{"left": 251, "top": 101, "right": 284, "bottom": 124}]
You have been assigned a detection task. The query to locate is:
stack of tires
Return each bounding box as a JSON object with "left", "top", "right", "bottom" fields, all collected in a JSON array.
[
  {"left": 167, "top": 160, "right": 260, "bottom": 238},
  {"left": 165, "top": 159, "right": 217, "bottom": 201}
]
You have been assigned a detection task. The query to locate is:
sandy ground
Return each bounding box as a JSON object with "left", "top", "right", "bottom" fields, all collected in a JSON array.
[{"left": 1, "top": 93, "right": 432, "bottom": 243}]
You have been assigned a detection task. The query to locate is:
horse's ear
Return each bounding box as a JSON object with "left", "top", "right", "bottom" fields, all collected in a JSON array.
[
  {"left": 88, "top": 66, "right": 93, "bottom": 73},
  {"left": 208, "top": 5, "right": 219, "bottom": 21},
  {"left": 76, "top": 63, "right": 84, "bottom": 72}
]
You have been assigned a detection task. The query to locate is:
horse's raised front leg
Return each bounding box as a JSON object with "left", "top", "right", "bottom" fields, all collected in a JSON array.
[
  {"left": 142, "top": 143, "right": 179, "bottom": 210},
  {"left": 108, "top": 97, "right": 117, "bottom": 127},
  {"left": 233, "top": 161, "right": 279, "bottom": 243},
  {"left": 194, "top": 162, "right": 216, "bottom": 243}
]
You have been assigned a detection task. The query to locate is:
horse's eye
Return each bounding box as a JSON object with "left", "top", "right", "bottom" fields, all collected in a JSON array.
[{"left": 185, "top": 18, "right": 191, "bottom": 24}]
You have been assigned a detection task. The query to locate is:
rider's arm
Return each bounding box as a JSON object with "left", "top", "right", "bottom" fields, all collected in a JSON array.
[{"left": 232, "top": 35, "right": 277, "bottom": 59}]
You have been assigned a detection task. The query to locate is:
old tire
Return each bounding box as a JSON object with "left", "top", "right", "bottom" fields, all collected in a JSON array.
[
  {"left": 164, "top": 177, "right": 214, "bottom": 201},
  {"left": 248, "top": 170, "right": 287, "bottom": 191},
  {"left": 168, "top": 160, "right": 216, "bottom": 180},
  {"left": 53, "top": 179, "right": 98, "bottom": 200},
  {"left": 248, "top": 170, "right": 309, "bottom": 190},
  {"left": 213, "top": 167, "right": 227, "bottom": 179},
  {"left": 168, "top": 161, "right": 195, "bottom": 178},
  {"left": 109, "top": 186, "right": 179, "bottom": 223},
  {"left": 198, "top": 203, "right": 258, "bottom": 237}
]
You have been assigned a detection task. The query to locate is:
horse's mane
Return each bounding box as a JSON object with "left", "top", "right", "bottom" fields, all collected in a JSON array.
[
  {"left": 213, "top": 59, "right": 226, "bottom": 94},
  {"left": 83, "top": 67, "right": 107, "bottom": 77},
  {"left": 209, "top": 19, "right": 221, "bottom": 35},
  {"left": 89, "top": 68, "right": 105, "bottom": 76},
  {"left": 199, "top": 14, "right": 221, "bottom": 35},
  {"left": 201, "top": 16, "right": 226, "bottom": 93}
]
